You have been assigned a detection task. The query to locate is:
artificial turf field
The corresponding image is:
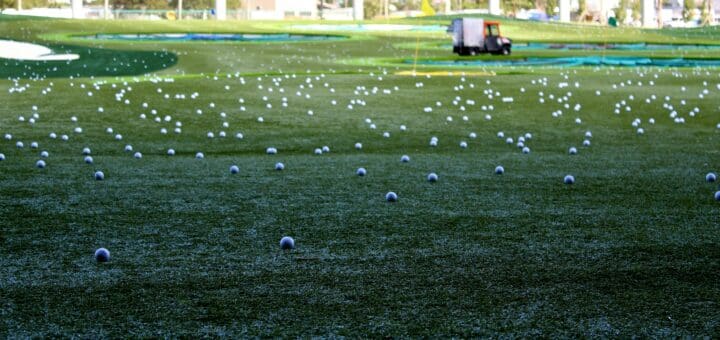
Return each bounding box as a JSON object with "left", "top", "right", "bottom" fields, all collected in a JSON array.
[{"left": 1, "top": 15, "right": 720, "bottom": 336}]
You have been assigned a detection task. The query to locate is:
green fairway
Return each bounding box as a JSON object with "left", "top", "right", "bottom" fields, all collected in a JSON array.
[{"left": 1, "top": 16, "right": 720, "bottom": 337}]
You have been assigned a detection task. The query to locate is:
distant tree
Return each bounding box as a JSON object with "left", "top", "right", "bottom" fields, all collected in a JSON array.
[
  {"left": 615, "top": 0, "right": 629, "bottom": 23},
  {"left": 631, "top": 0, "right": 641, "bottom": 22},
  {"left": 0, "top": 0, "right": 15, "bottom": 12},
  {"left": 576, "top": 0, "right": 589, "bottom": 21},
  {"left": 700, "top": 0, "right": 710, "bottom": 24},
  {"left": 503, "top": 0, "right": 531, "bottom": 15},
  {"left": 365, "top": 0, "right": 382, "bottom": 18},
  {"left": 682, "top": 0, "right": 693, "bottom": 21}
]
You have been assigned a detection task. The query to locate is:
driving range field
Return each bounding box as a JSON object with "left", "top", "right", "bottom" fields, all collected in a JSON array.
[{"left": 1, "top": 15, "right": 720, "bottom": 336}]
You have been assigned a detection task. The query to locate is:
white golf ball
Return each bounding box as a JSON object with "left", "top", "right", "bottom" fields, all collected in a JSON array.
[
  {"left": 279, "top": 236, "right": 295, "bottom": 250},
  {"left": 0, "top": 154, "right": 5, "bottom": 161},
  {"left": 61, "top": 135, "right": 69, "bottom": 141},
  {"left": 195, "top": 152, "right": 204, "bottom": 159},
  {"left": 322, "top": 146, "right": 330, "bottom": 153},
  {"left": 82, "top": 147, "right": 91, "bottom": 155},
  {"left": 230, "top": 165, "right": 239, "bottom": 174},
  {"left": 16, "top": 141, "right": 24, "bottom": 148},
  {"left": 49, "top": 133, "right": 57, "bottom": 139},
  {"left": 569, "top": 147, "right": 577, "bottom": 155},
  {"left": 460, "top": 141, "right": 468, "bottom": 149},
  {"left": 715, "top": 191, "right": 720, "bottom": 201},
  {"left": 30, "top": 142, "right": 39, "bottom": 149},
  {"left": 94, "top": 248, "right": 110, "bottom": 262},
  {"left": 275, "top": 162, "right": 284, "bottom": 170},
  {"left": 385, "top": 191, "right": 398, "bottom": 202},
  {"left": 124, "top": 145, "right": 133, "bottom": 152},
  {"left": 356, "top": 167, "right": 367, "bottom": 176},
  {"left": 266, "top": 147, "right": 277, "bottom": 155},
  {"left": 314, "top": 148, "right": 322, "bottom": 155},
  {"left": 36, "top": 160, "right": 46, "bottom": 168},
  {"left": 495, "top": 166, "right": 504, "bottom": 175},
  {"left": 167, "top": 149, "right": 175, "bottom": 156},
  {"left": 469, "top": 132, "right": 477, "bottom": 139},
  {"left": 354, "top": 142, "right": 362, "bottom": 150},
  {"left": 400, "top": 155, "right": 410, "bottom": 163},
  {"left": 707, "top": 173, "right": 717, "bottom": 183},
  {"left": 583, "top": 140, "right": 591, "bottom": 147},
  {"left": 427, "top": 173, "right": 438, "bottom": 182},
  {"left": 84, "top": 156, "right": 93, "bottom": 164},
  {"left": 564, "top": 175, "right": 575, "bottom": 184},
  {"left": 133, "top": 152, "right": 142, "bottom": 159},
  {"left": 40, "top": 151, "right": 49, "bottom": 158},
  {"left": 94, "top": 171, "right": 104, "bottom": 180},
  {"left": 522, "top": 147, "right": 530, "bottom": 154}
]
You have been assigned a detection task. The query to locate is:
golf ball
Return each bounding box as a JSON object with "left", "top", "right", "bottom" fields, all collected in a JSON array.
[
  {"left": 354, "top": 142, "right": 362, "bottom": 150},
  {"left": 230, "top": 165, "right": 239, "bottom": 174},
  {"left": 279, "top": 236, "right": 295, "bottom": 250},
  {"left": 427, "top": 173, "right": 438, "bottom": 182},
  {"left": 400, "top": 155, "right": 410, "bottom": 163},
  {"left": 275, "top": 162, "right": 284, "bottom": 171},
  {"left": 36, "top": 160, "right": 46, "bottom": 168},
  {"left": 564, "top": 175, "right": 575, "bottom": 184},
  {"left": 569, "top": 147, "right": 577, "bottom": 155},
  {"left": 195, "top": 152, "right": 204, "bottom": 159},
  {"left": 94, "top": 171, "right": 104, "bottom": 180},
  {"left": 94, "top": 248, "right": 110, "bottom": 262},
  {"left": 495, "top": 166, "right": 504, "bottom": 175},
  {"left": 167, "top": 149, "right": 175, "bottom": 156},
  {"left": 0, "top": 154, "right": 4, "bottom": 161},
  {"left": 133, "top": 152, "right": 142, "bottom": 159},
  {"left": 707, "top": 173, "right": 717, "bottom": 183},
  {"left": 385, "top": 191, "right": 398, "bottom": 202},
  {"left": 84, "top": 156, "right": 93, "bottom": 164},
  {"left": 356, "top": 167, "right": 367, "bottom": 176},
  {"left": 715, "top": 191, "right": 720, "bottom": 201}
]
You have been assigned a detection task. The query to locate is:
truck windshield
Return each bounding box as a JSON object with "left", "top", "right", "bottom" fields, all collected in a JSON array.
[{"left": 486, "top": 24, "right": 499, "bottom": 36}]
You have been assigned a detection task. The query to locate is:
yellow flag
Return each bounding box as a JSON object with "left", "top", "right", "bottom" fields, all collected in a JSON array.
[{"left": 421, "top": 0, "right": 436, "bottom": 16}]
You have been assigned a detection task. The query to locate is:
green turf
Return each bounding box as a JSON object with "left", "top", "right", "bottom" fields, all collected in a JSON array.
[{"left": 1, "top": 16, "right": 720, "bottom": 337}]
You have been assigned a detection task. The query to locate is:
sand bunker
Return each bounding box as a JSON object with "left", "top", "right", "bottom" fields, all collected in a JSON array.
[{"left": 0, "top": 40, "right": 79, "bottom": 61}]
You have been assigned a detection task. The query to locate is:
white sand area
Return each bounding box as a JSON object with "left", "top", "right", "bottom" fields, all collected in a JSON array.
[{"left": 0, "top": 40, "right": 79, "bottom": 61}]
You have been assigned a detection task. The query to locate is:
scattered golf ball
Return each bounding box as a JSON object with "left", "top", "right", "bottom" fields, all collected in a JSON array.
[
  {"left": 82, "top": 147, "right": 91, "bottom": 155},
  {"left": 230, "top": 165, "right": 239, "bottom": 174},
  {"left": 427, "top": 173, "right": 438, "bottom": 182},
  {"left": 385, "top": 191, "right": 398, "bottom": 202},
  {"left": 400, "top": 155, "right": 410, "bottom": 163},
  {"left": 356, "top": 167, "right": 367, "bottom": 176},
  {"left": 36, "top": 160, "right": 46, "bottom": 168},
  {"left": 459, "top": 141, "right": 467, "bottom": 149},
  {"left": 569, "top": 147, "right": 578, "bottom": 155},
  {"left": 564, "top": 175, "right": 575, "bottom": 184},
  {"left": 707, "top": 173, "right": 717, "bottom": 183},
  {"left": 279, "top": 236, "right": 295, "bottom": 250},
  {"left": 133, "top": 152, "right": 142, "bottom": 159},
  {"left": 0, "top": 154, "right": 5, "bottom": 161},
  {"left": 522, "top": 147, "right": 530, "bottom": 154},
  {"left": 94, "top": 171, "right": 104, "bottom": 180},
  {"left": 275, "top": 162, "right": 284, "bottom": 170},
  {"left": 354, "top": 142, "right": 362, "bottom": 150},
  {"left": 314, "top": 148, "right": 322, "bottom": 155},
  {"left": 266, "top": 147, "right": 277, "bottom": 155},
  {"left": 94, "top": 248, "right": 110, "bottom": 262},
  {"left": 715, "top": 191, "right": 720, "bottom": 201},
  {"left": 40, "top": 151, "right": 49, "bottom": 158},
  {"left": 495, "top": 166, "right": 504, "bottom": 175},
  {"left": 84, "top": 156, "right": 93, "bottom": 164},
  {"left": 195, "top": 152, "right": 204, "bottom": 159},
  {"left": 167, "top": 149, "right": 175, "bottom": 156}
]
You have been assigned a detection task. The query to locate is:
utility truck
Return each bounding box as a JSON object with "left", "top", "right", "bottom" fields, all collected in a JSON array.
[{"left": 448, "top": 18, "right": 512, "bottom": 56}]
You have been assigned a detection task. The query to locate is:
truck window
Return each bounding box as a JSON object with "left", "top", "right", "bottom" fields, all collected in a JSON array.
[{"left": 487, "top": 24, "right": 499, "bottom": 36}]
